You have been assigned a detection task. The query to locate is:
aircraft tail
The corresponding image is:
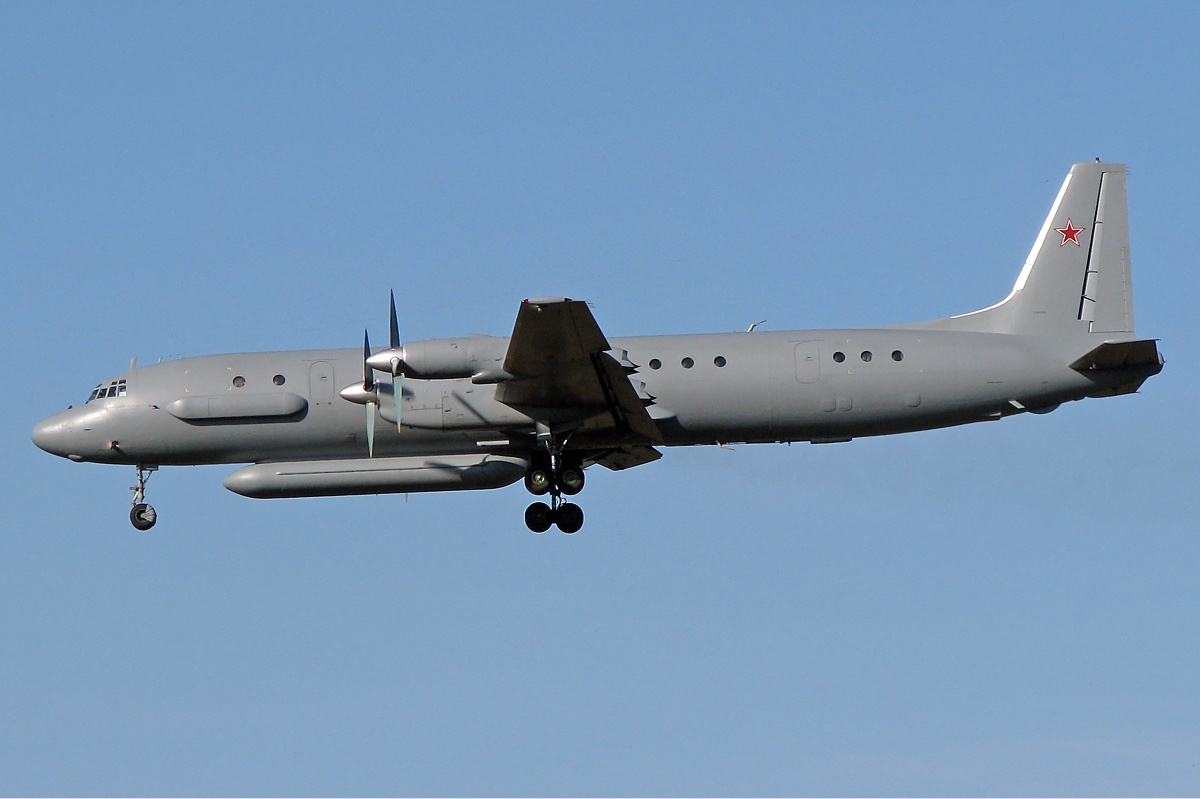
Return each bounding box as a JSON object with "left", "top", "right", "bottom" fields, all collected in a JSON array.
[{"left": 940, "top": 161, "right": 1136, "bottom": 338}]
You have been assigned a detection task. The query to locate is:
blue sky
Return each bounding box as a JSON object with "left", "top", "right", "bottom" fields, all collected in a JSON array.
[{"left": 3, "top": 3, "right": 1199, "bottom": 795}]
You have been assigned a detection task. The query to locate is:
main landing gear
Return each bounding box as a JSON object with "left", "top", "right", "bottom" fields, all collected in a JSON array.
[
  {"left": 129, "top": 465, "right": 158, "bottom": 531},
  {"left": 524, "top": 499, "right": 583, "bottom": 534},
  {"left": 523, "top": 451, "right": 586, "bottom": 534}
]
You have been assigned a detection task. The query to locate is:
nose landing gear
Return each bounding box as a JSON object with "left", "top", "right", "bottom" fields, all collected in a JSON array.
[
  {"left": 129, "top": 465, "right": 158, "bottom": 531},
  {"left": 523, "top": 450, "right": 586, "bottom": 534}
]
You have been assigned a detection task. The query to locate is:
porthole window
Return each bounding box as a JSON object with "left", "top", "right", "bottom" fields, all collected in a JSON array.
[
  {"left": 273, "top": 374, "right": 286, "bottom": 385},
  {"left": 714, "top": 355, "right": 727, "bottom": 367},
  {"left": 681, "top": 357, "right": 694, "bottom": 369},
  {"left": 648, "top": 358, "right": 662, "bottom": 370},
  {"left": 860, "top": 351, "right": 873, "bottom": 363},
  {"left": 232, "top": 376, "right": 246, "bottom": 388},
  {"left": 891, "top": 350, "right": 904, "bottom": 362},
  {"left": 833, "top": 351, "right": 845, "bottom": 363}
]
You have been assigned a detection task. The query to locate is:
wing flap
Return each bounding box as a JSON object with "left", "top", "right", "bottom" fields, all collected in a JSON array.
[
  {"left": 591, "top": 445, "right": 663, "bottom": 471},
  {"left": 590, "top": 351, "right": 663, "bottom": 441}
]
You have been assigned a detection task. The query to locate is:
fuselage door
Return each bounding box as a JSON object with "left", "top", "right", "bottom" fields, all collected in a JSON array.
[
  {"left": 309, "top": 361, "right": 335, "bottom": 405},
  {"left": 794, "top": 342, "right": 821, "bottom": 384}
]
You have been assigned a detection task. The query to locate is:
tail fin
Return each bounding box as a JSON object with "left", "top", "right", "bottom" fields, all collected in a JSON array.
[{"left": 943, "top": 161, "right": 1135, "bottom": 338}]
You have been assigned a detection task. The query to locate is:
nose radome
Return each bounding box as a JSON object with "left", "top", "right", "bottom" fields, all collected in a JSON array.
[{"left": 32, "top": 416, "right": 69, "bottom": 457}]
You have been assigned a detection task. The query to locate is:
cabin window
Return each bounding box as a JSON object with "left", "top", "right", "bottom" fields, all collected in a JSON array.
[
  {"left": 648, "top": 359, "right": 662, "bottom": 370},
  {"left": 273, "top": 374, "right": 286, "bottom": 386},
  {"left": 232, "top": 376, "right": 246, "bottom": 388},
  {"left": 714, "top": 356, "right": 726, "bottom": 367},
  {"left": 832, "top": 352, "right": 845, "bottom": 363},
  {"left": 860, "top": 351, "right": 873, "bottom": 362},
  {"left": 681, "top": 357, "right": 694, "bottom": 369},
  {"left": 892, "top": 350, "right": 904, "bottom": 361}
]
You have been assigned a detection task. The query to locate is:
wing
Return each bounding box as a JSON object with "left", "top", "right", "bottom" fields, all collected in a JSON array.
[
  {"left": 494, "top": 297, "right": 662, "bottom": 445},
  {"left": 590, "top": 445, "right": 664, "bottom": 471}
]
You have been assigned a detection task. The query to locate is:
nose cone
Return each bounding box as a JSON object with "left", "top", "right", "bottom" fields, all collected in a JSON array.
[
  {"left": 32, "top": 407, "right": 108, "bottom": 461},
  {"left": 32, "top": 414, "right": 73, "bottom": 458}
]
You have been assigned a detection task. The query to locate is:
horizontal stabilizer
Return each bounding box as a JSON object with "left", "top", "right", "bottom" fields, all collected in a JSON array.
[
  {"left": 1070, "top": 339, "right": 1164, "bottom": 398},
  {"left": 1070, "top": 339, "right": 1162, "bottom": 372}
]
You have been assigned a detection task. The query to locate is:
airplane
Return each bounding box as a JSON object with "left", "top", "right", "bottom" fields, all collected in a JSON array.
[{"left": 32, "top": 161, "right": 1164, "bottom": 534}]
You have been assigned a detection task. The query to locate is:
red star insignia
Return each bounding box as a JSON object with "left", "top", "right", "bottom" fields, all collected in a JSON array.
[{"left": 1055, "top": 218, "right": 1084, "bottom": 246}]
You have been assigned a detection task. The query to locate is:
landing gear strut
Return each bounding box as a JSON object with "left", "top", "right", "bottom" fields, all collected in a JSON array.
[
  {"left": 129, "top": 465, "right": 158, "bottom": 531},
  {"left": 523, "top": 443, "right": 586, "bottom": 534}
]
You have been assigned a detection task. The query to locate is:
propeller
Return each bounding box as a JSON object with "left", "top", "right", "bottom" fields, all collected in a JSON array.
[
  {"left": 364, "top": 290, "right": 407, "bottom": 433},
  {"left": 338, "top": 329, "right": 380, "bottom": 457},
  {"left": 344, "top": 291, "right": 410, "bottom": 449}
]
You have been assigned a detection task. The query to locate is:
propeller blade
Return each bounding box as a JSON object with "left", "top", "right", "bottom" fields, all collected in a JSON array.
[
  {"left": 389, "top": 289, "right": 400, "bottom": 350},
  {"left": 388, "top": 291, "right": 403, "bottom": 433},
  {"left": 366, "top": 330, "right": 378, "bottom": 455},
  {"left": 366, "top": 400, "right": 376, "bottom": 457},
  {"left": 391, "top": 366, "right": 403, "bottom": 433},
  {"left": 362, "top": 329, "right": 374, "bottom": 390}
]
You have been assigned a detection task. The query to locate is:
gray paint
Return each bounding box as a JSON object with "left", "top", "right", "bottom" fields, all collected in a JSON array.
[
  {"left": 224, "top": 454, "right": 528, "bottom": 499},
  {"left": 32, "top": 162, "right": 1163, "bottom": 515}
]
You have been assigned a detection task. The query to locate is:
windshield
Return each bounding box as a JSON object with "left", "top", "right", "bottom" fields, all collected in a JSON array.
[{"left": 86, "top": 379, "right": 127, "bottom": 404}]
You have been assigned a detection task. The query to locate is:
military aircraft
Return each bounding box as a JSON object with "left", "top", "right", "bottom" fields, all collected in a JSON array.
[{"left": 32, "top": 161, "right": 1163, "bottom": 534}]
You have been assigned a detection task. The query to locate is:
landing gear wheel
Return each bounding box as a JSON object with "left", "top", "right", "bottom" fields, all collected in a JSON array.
[
  {"left": 130, "top": 503, "right": 157, "bottom": 531},
  {"left": 524, "top": 467, "right": 553, "bottom": 496},
  {"left": 525, "top": 502, "right": 553, "bottom": 533},
  {"left": 555, "top": 502, "right": 584, "bottom": 534},
  {"left": 557, "top": 466, "right": 584, "bottom": 496}
]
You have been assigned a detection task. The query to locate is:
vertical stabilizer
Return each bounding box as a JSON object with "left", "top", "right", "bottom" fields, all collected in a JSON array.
[{"left": 945, "top": 162, "right": 1135, "bottom": 338}]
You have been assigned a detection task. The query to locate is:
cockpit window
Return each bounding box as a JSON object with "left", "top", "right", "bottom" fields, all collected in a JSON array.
[{"left": 86, "top": 379, "right": 127, "bottom": 403}]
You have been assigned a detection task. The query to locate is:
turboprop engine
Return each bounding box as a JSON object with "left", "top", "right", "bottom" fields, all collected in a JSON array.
[
  {"left": 342, "top": 293, "right": 523, "bottom": 454},
  {"left": 368, "top": 334, "right": 509, "bottom": 380}
]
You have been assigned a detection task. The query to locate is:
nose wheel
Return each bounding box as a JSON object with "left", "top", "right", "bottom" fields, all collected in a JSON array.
[
  {"left": 130, "top": 503, "right": 157, "bottom": 531},
  {"left": 129, "top": 465, "right": 158, "bottom": 531}
]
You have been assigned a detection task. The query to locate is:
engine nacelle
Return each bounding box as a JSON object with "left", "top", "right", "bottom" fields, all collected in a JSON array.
[{"left": 368, "top": 334, "right": 507, "bottom": 379}]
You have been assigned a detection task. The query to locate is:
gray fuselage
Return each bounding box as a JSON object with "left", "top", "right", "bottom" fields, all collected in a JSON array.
[{"left": 33, "top": 327, "right": 1107, "bottom": 468}]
